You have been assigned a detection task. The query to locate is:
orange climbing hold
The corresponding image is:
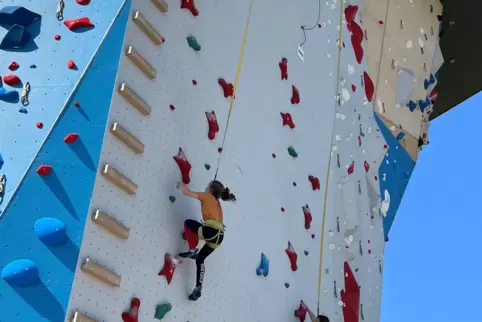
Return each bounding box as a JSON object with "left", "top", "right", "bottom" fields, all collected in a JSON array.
[
  {"left": 36, "top": 165, "right": 52, "bottom": 176},
  {"left": 64, "top": 133, "right": 79, "bottom": 144}
]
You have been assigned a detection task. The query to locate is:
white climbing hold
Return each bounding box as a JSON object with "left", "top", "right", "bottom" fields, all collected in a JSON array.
[
  {"left": 420, "top": 27, "right": 424, "bottom": 34},
  {"left": 348, "top": 64, "right": 354, "bottom": 75},
  {"left": 406, "top": 40, "right": 413, "bottom": 48},
  {"left": 381, "top": 190, "right": 390, "bottom": 217},
  {"left": 418, "top": 36, "right": 425, "bottom": 48},
  {"left": 342, "top": 88, "right": 350, "bottom": 102},
  {"left": 329, "top": 244, "right": 336, "bottom": 251},
  {"left": 344, "top": 235, "right": 354, "bottom": 245},
  {"left": 336, "top": 113, "right": 346, "bottom": 120}
]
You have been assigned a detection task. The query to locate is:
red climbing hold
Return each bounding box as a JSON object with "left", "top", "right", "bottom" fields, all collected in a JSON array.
[
  {"left": 272, "top": 153, "right": 276, "bottom": 158},
  {"left": 279, "top": 58, "right": 288, "bottom": 80},
  {"left": 36, "top": 165, "right": 52, "bottom": 176},
  {"left": 308, "top": 175, "right": 320, "bottom": 191},
  {"left": 158, "top": 253, "right": 182, "bottom": 284},
  {"left": 169, "top": 104, "right": 175, "bottom": 111},
  {"left": 349, "top": 21, "right": 364, "bottom": 64},
  {"left": 280, "top": 112, "right": 295, "bottom": 129},
  {"left": 285, "top": 241, "right": 298, "bottom": 272},
  {"left": 67, "top": 60, "right": 76, "bottom": 70},
  {"left": 347, "top": 162, "right": 355, "bottom": 175},
  {"left": 192, "top": 80, "right": 197, "bottom": 85},
  {"left": 364, "top": 160, "right": 370, "bottom": 172},
  {"left": 383, "top": 144, "right": 388, "bottom": 149},
  {"left": 291, "top": 85, "right": 300, "bottom": 105},
  {"left": 64, "top": 133, "right": 79, "bottom": 144},
  {"left": 205, "top": 111, "right": 219, "bottom": 140},
  {"left": 344, "top": 5, "right": 358, "bottom": 22},
  {"left": 218, "top": 147, "right": 223, "bottom": 153},
  {"left": 3, "top": 74, "right": 20, "bottom": 86},
  {"left": 36, "top": 122, "right": 43, "bottom": 129},
  {"left": 8, "top": 61, "right": 19, "bottom": 71},
  {"left": 173, "top": 147, "right": 191, "bottom": 184},
  {"left": 281, "top": 207, "right": 285, "bottom": 212},
  {"left": 64, "top": 17, "right": 95, "bottom": 31},
  {"left": 74, "top": 101, "right": 80, "bottom": 108},
  {"left": 358, "top": 136, "right": 362, "bottom": 147},
  {"left": 363, "top": 71, "right": 374, "bottom": 102},
  {"left": 218, "top": 78, "right": 234, "bottom": 98},
  {"left": 54, "top": 35, "right": 61, "bottom": 40},
  {"left": 294, "top": 300, "right": 308, "bottom": 321},
  {"left": 302, "top": 205, "right": 312, "bottom": 230},
  {"left": 341, "top": 261, "right": 360, "bottom": 322},
  {"left": 121, "top": 297, "right": 140, "bottom": 322},
  {"left": 378, "top": 20, "right": 384, "bottom": 24},
  {"left": 368, "top": 249, "right": 372, "bottom": 254},
  {"left": 181, "top": 0, "right": 199, "bottom": 16},
  {"left": 76, "top": 0, "right": 91, "bottom": 5},
  {"left": 293, "top": 182, "right": 297, "bottom": 187},
  {"left": 352, "top": 84, "right": 356, "bottom": 92},
  {"left": 311, "top": 234, "right": 315, "bottom": 239}
]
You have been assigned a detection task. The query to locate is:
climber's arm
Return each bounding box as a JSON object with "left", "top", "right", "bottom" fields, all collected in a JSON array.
[
  {"left": 307, "top": 309, "right": 318, "bottom": 322},
  {"left": 177, "top": 181, "right": 202, "bottom": 199}
]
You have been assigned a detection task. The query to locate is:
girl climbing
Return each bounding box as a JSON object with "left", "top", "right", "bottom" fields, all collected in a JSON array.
[{"left": 177, "top": 180, "right": 236, "bottom": 301}]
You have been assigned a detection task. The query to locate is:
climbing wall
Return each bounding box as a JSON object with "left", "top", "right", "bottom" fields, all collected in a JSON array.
[{"left": 0, "top": 0, "right": 443, "bottom": 321}]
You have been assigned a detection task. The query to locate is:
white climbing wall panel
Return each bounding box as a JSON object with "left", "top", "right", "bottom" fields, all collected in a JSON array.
[{"left": 65, "top": 0, "right": 442, "bottom": 321}]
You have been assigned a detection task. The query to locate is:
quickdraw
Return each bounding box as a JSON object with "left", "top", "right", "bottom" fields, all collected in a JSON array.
[
  {"left": 21, "top": 82, "right": 31, "bottom": 106},
  {"left": 56, "top": 0, "right": 65, "bottom": 21}
]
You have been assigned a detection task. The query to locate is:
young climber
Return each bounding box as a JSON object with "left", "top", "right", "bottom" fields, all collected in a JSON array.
[
  {"left": 308, "top": 310, "right": 330, "bottom": 322},
  {"left": 177, "top": 180, "right": 236, "bottom": 301}
]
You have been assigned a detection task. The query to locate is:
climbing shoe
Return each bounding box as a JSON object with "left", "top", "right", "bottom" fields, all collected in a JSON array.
[
  {"left": 188, "top": 287, "right": 202, "bottom": 301},
  {"left": 178, "top": 249, "right": 198, "bottom": 260}
]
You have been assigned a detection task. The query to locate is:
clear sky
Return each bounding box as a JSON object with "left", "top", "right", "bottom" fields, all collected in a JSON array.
[{"left": 380, "top": 93, "right": 482, "bottom": 322}]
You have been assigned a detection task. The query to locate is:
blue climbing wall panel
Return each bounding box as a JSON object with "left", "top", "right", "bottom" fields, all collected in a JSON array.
[
  {"left": 375, "top": 113, "right": 416, "bottom": 240},
  {"left": 0, "top": 1, "right": 130, "bottom": 321},
  {"left": 0, "top": 0, "right": 126, "bottom": 214}
]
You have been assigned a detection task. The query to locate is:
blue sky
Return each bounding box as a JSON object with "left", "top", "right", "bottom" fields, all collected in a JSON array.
[{"left": 380, "top": 93, "right": 482, "bottom": 322}]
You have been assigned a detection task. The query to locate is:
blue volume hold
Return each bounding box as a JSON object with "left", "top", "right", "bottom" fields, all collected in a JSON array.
[
  {"left": 256, "top": 253, "right": 269, "bottom": 277},
  {"left": 407, "top": 100, "right": 417, "bottom": 112},
  {"left": 0, "top": 24, "right": 32, "bottom": 50},
  {"left": 0, "top": 153, "right": 3, "bottom": 170},
  {"left": 0, "top": 6, "right": 41, "bottom": 27},
  {"left": 0, "top": 87, "right": 19, "bottom": 103},
  {"left": 34, "top": 217, "right": 67, "bottom": 247},
  {"left": 1, "top": 259, "right": 39, "bottom": 287},
  {"left": 396, "top": 131, "right": 405, "bottom": 141}
]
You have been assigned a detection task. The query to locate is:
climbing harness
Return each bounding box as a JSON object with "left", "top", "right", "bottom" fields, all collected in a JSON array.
[
  {"left": 21, "top": 82, "right": 31, "bottom": 106},
  {"left": 56, "top": 0, "right": 65, "bottom": 21},
  {"left": 213, "top": 0, "right": 254, "bottom": 180},
  {"left": 316, "top": 0, "right": 345, "bottom": 316},
  {"left": 199, "top": 220, "right": 225, "bottom": 249}
]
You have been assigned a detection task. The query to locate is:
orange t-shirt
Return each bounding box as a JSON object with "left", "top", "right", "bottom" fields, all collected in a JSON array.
[{"left": 197, "top": 192, "right": 224, "bottom": 225}]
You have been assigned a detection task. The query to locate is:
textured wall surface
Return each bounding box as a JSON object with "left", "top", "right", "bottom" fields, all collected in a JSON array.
[{"left": 0, "top": 0, "right": 443, "bottom": 321}]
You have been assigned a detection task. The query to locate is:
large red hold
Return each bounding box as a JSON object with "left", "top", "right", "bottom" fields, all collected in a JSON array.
[
  {"left": 308, "top": 175, "right": 320, "bottom": 191},
  {"left": 3, "top": 74, "right": 20, "bottom": 86},
  {"left": 158, "top": 253, "right": 182, "bottom": 284},
  {"left": 173, "top": 147, "right": 191, "bottom": 184},
  {"left": 76, "top": 0, "right": 91, "bottom": 5},
  {"left": 64, "top": 17, "right": 95, "bottom": 31},
  {"left": 280, "top": 112, "right": 295, "bottom": 129},
  {"left": 205, "top": 111, "right": 219, "bottom": 140},
  {"left": 279, "top": 57, "right": 288, "bottom": 80},
  {"left": 341, "top": 261, "right": 360, "bottom": 322},
  {"left": 218, "top": 78, "right": 234, "bottom": 98},
  {"left": 363, "top": 71, "right": 374, "bottom": 102},
  {"left": 302, "top": 205, "right": 312, "bottom": 230},
  {"left": 347, "top": 162, "right": 355, "bottom": 175},
  {"left": 8, "top": 61, "right": 19, "bottom": 71},
  {"left": 121, "top": 297, "right": 140, "bottom": 322},
  {"left": 285, "top": 241, "right": 298, "bottom": 272},
  {"left": 291, "top": 85, "right": 300, "bottom": 104},
  {"left": 181, "top": 0, "right": 199, "bottom": 16},
  {"left": 36, "top": 165, "right": 52, "bottom": 176},
  {"left": 64, "top": 133, "right": 79, "bottom": 144},
  {"left": 294, "top": 300, "right": 308, "bottom": 321},
  {"left": 344, "top": 5, "right": 358, "bottom": 22}
]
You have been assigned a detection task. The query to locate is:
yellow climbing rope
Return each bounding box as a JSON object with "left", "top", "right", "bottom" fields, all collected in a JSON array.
[
  {"left": 316, "top": 0, "right": 345, "bottom": 315},
  {"left": 214, "top": 0, "right": 254, "bottom": 179}
]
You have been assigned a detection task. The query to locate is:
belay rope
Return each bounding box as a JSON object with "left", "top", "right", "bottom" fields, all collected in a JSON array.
[{"left": 213, "top": 0, "right": 254, "bottom": 180}]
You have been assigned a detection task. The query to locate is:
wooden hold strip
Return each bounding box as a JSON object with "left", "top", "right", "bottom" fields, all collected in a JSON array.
[
  {"left": 118, "top": 83, "right": 151, "bottom": 116},
  {"left": 91, "top": 209, "right": 130, "bottom": 240},
  {"left": 101, "top": 164, "right": 137, "bottom": 195},
  {"left": 110, "top": 122, "right": 145, "bottom": 154},
  {"left": 71, "top": 312, "right": 98, "bottom": 322},
  {"left": 132, "top": 11, "right": 164, "bottom": 45},
  {"left": 152, "top": 0, "right": 168, "bottom": 13},
  {"left": 81, "top": 258, "right": 121, "bottom": 287},
  {"left": 125, "top": 46, "right": 157, "bottom": 79}
]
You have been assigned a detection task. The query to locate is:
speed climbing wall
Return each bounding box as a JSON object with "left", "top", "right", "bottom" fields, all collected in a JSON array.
[{"left": 0, "top": 0, "right": 443, "bottom": 321}]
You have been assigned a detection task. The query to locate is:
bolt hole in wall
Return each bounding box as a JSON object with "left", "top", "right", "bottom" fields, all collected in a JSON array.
[{"left": 0, "top": 0, "right": 443, "bottom": 321}]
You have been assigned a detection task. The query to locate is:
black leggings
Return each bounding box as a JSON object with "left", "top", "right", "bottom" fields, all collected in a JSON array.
[{"left": 184, "top": 219, "right": 224, "bottom": 288}]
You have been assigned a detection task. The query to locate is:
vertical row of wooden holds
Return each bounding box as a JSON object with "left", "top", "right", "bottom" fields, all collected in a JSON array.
[{"left": 70, "top": 1, "right": 169, "bottom": 321}]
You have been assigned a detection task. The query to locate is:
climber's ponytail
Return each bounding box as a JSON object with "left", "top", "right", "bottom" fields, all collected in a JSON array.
[
  {"left": 209, "top": 180, "right": 236, "bottom": 202},
  {"left": 220, "top": 187, "right": 236, "bottom": 202}
]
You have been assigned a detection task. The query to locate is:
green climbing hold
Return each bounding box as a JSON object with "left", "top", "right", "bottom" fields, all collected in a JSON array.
[
  {"left": 204, "top": 164, "right": 211, "bottom": 170},
  {"left": 287, "top": 146, "right": 298, "bottom": 158},
  {"left": 169, "top": 196, "right": 176, "bottom": 203},
  {"left": 154, "top": 302, "right": 172, "bottom": 320},
  {"left": 186, "top": 36, "right": 201, "bottom": 52}
]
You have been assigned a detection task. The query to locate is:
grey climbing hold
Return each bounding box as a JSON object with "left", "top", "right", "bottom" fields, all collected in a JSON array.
[
  {"left": 284, "top": 282, "right": 290, "bottom": 288},
  {"left": 169, "top": 196, "right": 176, "bottom": 203},
  {"left": 337, "top": 154, "right": 340, "bottom": 168},
  {"left": 336, "top": 217, "right": 340, "bottom": 232},
  {"left": 333, "top": 280, "right": 337, "bottom": 298},
  {"left": 204, "top": 164, "right": 211, "bottom": 171},
  {"left": 359, "top": 240, "right": 363, "bottom": 255},
  {"left": 304, "top": 250, "right": 308, "bottom": 256}
]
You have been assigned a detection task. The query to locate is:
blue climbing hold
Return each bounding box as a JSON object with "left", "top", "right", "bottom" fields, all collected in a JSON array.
[
  {"left": 34, "top": 217, "right": 67, "bottom": 247},
  {"left": 0, "top": 87, "right": 19, "bottom": 103},
  {"left": 2, "top": 259, "right": 39, "bottom": 287},
  {"left": 419, "top": 97, "right": 431, "bottom": 112},
  {"left": 0, "top": 24, "right": 32, "bottom": 50},
  {"left": 0, "top": 153, "right": 3, "bottom": 170},
  {"left": 0, "top": 6, "right": 41, "bottom": 27},
  {"left": 407, "top": 100, "right": 417, "bottom": 112},
  {"left": 396, "top": 132, "right": 405, "bottom": 141},
  {"left": 256, "top": 253, "right": 269, "bottom": 277},
  {"left": 430, "top": 5, "right": 434, "bottom": 13},
  {"left": 423, "top": 79, "right": 430, "bottom": 90}
]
